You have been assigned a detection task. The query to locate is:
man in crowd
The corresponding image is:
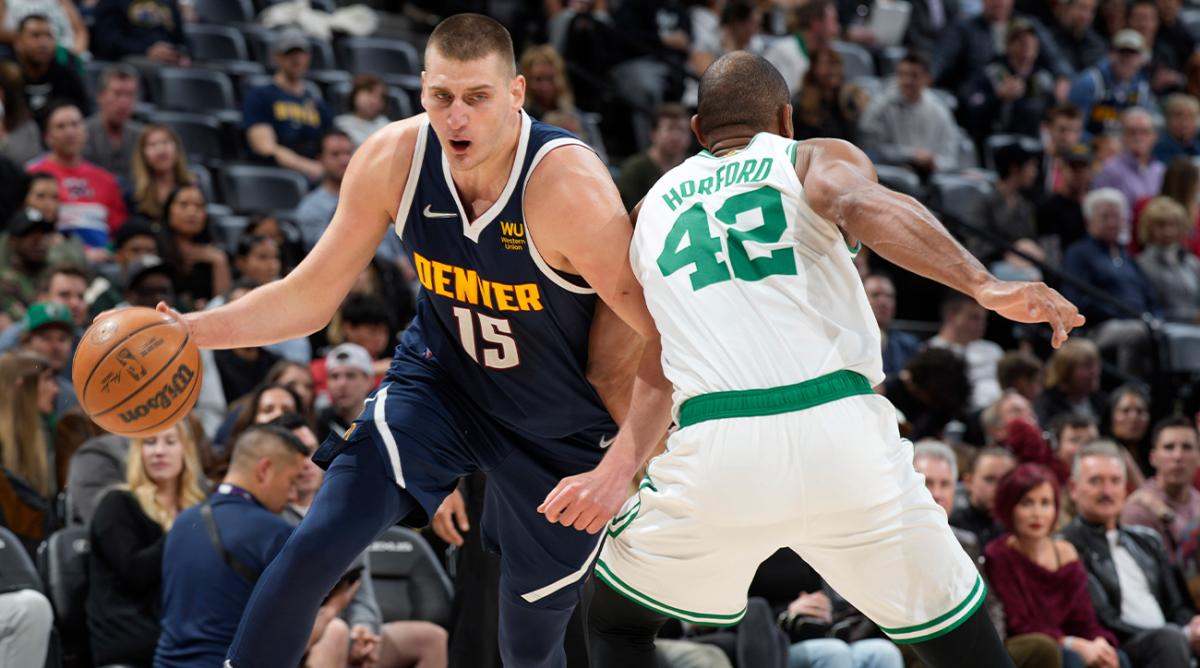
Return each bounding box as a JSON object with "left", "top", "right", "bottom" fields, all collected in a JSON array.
[
  {"left": 12, "top": 15, "right": 90, "bottom": 115},
  {"left": 928, "top": 293, "right": 1005, "bottom": 411},
  {"left": 859, "top": 50, "right": 960, "bottom": 178},
  {"left": 1153, "top": 94, "right": 1200, "bottom": 163},
  {"left": 1043, "top": 0, "right": 1107, "bottom": 74},
  {"left": 763, "top": 0, "right": 840, "bottom": 96},
  {"left": 1038, "top": 104, "right": 1085, "bottom": 198},
  {"left": 81, "top": 65, "right": 143, "bottom": 182},
  {"left": 91, "top": 0, "right": 190, "bottom": 64},
  {"left": 1036, "top": 142, "right": 1093, "bottom": 256},
  {"left": 0, "top": 210, "right": 54, "bottom": 323},
  {"left": 1094, "top": 107, "right": 1166, "bottom": 209},
  {"left": 1122, "top": 416, "right": 1200, "bottom": 562},
  {"left": 296, "top": 131, "right": 354, "bottom": 252},
  {"left": 19, "top": 301, "right": 78, "bottom": 415},
  {"left": 950, "top": 447, "right": 1016, "bottom": 548},
  {"left": 1069, "top": 30, "right": 1152, "bottom": 138},
  {"left": 315, "top": 343, "right": 376, "bottom": 443},
  {"left": 615, "top": 104, "right": 691, "bottom": 210},
  {"left": 1053, "top": 413, "right": 1101, "bottom": 473},
  {"left": 863, "top": 272, "right": 921, "bottom": 381}
]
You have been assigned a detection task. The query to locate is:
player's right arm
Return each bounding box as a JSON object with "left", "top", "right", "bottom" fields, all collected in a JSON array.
[
  {"left": 797, "top": 138, "right": 1085, "bottom": 349},
  {"left": 169, "top": 118, "right": 422, "bottom": 350}
]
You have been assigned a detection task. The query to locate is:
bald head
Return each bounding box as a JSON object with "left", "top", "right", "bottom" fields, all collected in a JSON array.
[{"left": 696, "top": 51, "right": 791, "bottom": 142}]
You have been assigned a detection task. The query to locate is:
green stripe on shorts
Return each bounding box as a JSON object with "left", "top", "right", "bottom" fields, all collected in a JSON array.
[
  {"left": 678, "top": 370, "right": 874, "bottom": 427},
  {"left": 880, "top": 574, "right": 987, "bottom": 644},
  {"left": 594, "top": 559, "right": 746, "bottom": 627}
]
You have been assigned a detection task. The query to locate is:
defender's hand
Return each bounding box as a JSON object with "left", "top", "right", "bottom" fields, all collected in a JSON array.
[{"left": 974, "top": 280, "right": 1085, "bottom": 349}]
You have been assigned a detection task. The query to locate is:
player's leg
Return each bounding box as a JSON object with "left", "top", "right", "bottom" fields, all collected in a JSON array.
[
  {"left": 226, "top": 369, "right": 474, "bottom": 668},
  {"left": 588, "top": 577, "right": 669, "bottom": 668}
]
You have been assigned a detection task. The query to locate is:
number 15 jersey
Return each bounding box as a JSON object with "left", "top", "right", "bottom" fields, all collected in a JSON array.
[{"left": 631, "top": 133, "right": 885, "bottom": 416}]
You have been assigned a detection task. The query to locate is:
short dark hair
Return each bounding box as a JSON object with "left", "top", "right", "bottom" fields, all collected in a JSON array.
[
  {"left": 36, "top": 99, "right": 81, "bottom": 134},
  {"left": 1108, "top": 383, "right": 1150, "bottom": 413},
  {"left": 16, "top": 13, "right": 49, "bottom": 32},
  {"left": 269, "top": 412, "right": 310, "bottom": 432},
  {"left": 721, "top": 0, "right": 757, "bottom": 25},
  {"left": 98, "top": 64, "right": 138, "bottom": 95},
  {"left": 37, "top": 264, "right": 88, "bottom": 293},
  {"left": 1045, "top": 103, "right": 1082, "bottom": 124},
  {"left": 969, "top": 446, "right": 1016, "bottom": 475},
  {"left": 234, "top": 234, "right": 277, "bottom": 260},
  {"left": 341, "top": 294, "right": 391, "bottom": 328},
  {"left": 1151, "top": 414, "right": 1197, "bottom": 450},
  {"left": 794, "top": 0, "right": 834, "bottom": 30},
  {"left": 1126, "top": 0, "right": 1158, "bottom": 21},
  {"left": 1050, "top": 412, "right": 1098, "bottom": 442},
  {"left": 348, "top": 73, "right": 385, "bottom": 114},
  {"left": 113, "top": 219, "right": 159, "bottom": 251},
  {"left": 320, "top": 130, "right": 352, "bottom": 155},
  {"left": 652, "top": 103, "right": 689, "bottom": 131},
  {"left": 426, "top": 13, "right": 516, "bottom": 76},
  {"left": 997, "top": 352, "right": 1042, "bottom": 390},
  {"left": 993, "top": 463, "right": 1060, "bottom": 531},
  {"left": 696, "top": 52, "right": 789, "bottom": 139},
  {"left": 899, "top": 50, "right": 930, "bottom": 73}
]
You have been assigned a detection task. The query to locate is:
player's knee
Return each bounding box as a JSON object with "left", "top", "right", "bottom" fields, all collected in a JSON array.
[{"left": 588, "top": 579, "right": 666, "bottom": 642}]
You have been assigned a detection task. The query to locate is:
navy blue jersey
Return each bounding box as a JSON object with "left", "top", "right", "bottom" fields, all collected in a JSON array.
[{"left": 393, "top": 112, "right": 616, "bottom": 441}]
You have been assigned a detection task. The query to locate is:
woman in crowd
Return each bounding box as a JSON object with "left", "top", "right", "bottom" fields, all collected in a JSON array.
[
  {"left": 245, "top": 213, "right": 303, "bottom": 274},
  {"left": 985, "top": 464, "right": 1123, "bottom": 668},
  {"left": 233, "top": 234, "right": 282, "bottom": 287},
  {"left": 334, "top": 73, "right": 390, "bottom": 147},
  {"left": 264, "top": 360, "right": 316, "bottom": 418},
  {"left": 1107, "top": 385, "right": 1153, "bottom": 482},
  {"left": 0, "top": 351, "right": 57, "bottom": 553},
  {"left": 86, "top": 421, "right": 206, "bottom": 667},
  {"left": 132, "top": 125, "right": 193, "bottom": 222},
  {"left": 156, "top": 183, "right": 230, "bottom": 310},
  {"left": 1136, "top": 197, "right": 1200, "bottom": 322},
  {"left": 1153, "top": 158, "right": 1200, "bottom": 255},
  {"left": 792, "top": 46, "right": 869, "bottom": 143},
  {"left": 0, "top": 62, "right": 42, "bottom": 165},
  {"left": 1034, "top": 340, "right": 1107, "bottom": 426},
  {"left": 215, "top": 382, "right": 303, "bottom": 452}
]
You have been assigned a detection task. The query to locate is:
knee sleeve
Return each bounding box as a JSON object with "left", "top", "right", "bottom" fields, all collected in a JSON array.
[
  {"left": 587, "top": 578, "right": 669, "bottom": 668},
  {"left": 907, "top": 605, "right": 1014, "bottom": 668}
]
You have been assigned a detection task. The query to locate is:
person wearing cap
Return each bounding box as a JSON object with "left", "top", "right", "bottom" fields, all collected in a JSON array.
[
  {"left": 91, "top": 0, "right": 189, "bottom": 64},
  {"left": 242, "top": 28, "right": 332, "bottom": 183},
  {"left": 315, "top": 343, "right": 375, "bottom": 444},
  {"left": 1037, "top": 142, "right": 1094, "bottom": 254},
  {"left": 19, "top": 301, "right": 79, "bottom": 415},
  {"left": 1154, "top": 94, "right": 1200, "bottom": 163},
  {"left": 122, "top": 255, "right": 176, "bottom": 310},
  {"left": 962, "top": 19, "right": 1058, "bottom": 150},
  {"left": 1094, "top": 107, "right": 1166, "bottom": 210},
  {"left": 0, "top": 209, "right": 55, "bottom": 324},
  {"left": 1068, "top": 29, "right": 1154, "bottom": 139},
  {"left": 89, "top": 219, "right": 163, "bottom": 317}
]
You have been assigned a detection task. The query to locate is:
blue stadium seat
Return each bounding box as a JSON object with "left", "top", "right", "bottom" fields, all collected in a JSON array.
[{"left": 185, "top": 24, "right": 250, "bottom": 63}]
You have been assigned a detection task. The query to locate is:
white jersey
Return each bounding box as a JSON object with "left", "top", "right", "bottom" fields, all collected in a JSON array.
[{"left": 631, "top": 132, "right": 884, "bottom": 414}]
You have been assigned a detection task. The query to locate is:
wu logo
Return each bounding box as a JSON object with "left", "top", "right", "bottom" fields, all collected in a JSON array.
[
  {"left": 499, "top": 222, "right": 525, "bottom": 237},
  {"left": 499, "top": 221, "right": 527, "bottom": 251}
]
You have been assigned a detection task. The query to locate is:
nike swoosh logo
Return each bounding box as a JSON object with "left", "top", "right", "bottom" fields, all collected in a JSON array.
[
  {"left": 599, "top": 435, "right": 615, "bottom": 448},
  {"left": 423, "top": 204, "right": 458, "bottom": 219}
]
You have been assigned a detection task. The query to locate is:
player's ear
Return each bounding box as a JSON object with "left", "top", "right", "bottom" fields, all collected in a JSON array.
[
  {"left": 690, "top": 114, "right": 706, "bottom": 149},
  {"left": 512, "top": 73, "right": 526, "bottom": 110},
  {"left": 780, "top": 103, "right": 794, "bottom": 140}
]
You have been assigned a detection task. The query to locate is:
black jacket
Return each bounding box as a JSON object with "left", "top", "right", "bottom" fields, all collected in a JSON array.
[
  {"left": 1060, "top": 516, "right": 1194, "bottom": 643},
  {"left": 91, "top": 0, "right": 187, "bottom": 61}
]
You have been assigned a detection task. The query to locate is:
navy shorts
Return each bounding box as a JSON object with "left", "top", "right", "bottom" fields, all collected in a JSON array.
[{"left": 313, "top": 348, "right": 613, "bottom": 604}]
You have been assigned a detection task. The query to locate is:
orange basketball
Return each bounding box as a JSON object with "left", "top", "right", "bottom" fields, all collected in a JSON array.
[{"left": 72, "top": 307, "right": 202, "bottom": 438}]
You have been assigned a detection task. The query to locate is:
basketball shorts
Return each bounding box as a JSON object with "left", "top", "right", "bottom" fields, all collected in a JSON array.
[{"left": 596, "top": 386, "right": 983, "bottom": 644}]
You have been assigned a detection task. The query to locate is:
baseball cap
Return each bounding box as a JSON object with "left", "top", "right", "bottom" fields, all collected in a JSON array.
[
  {"left": 325, "top": 343, "right": 373, "bottom": 377},
  {"left": 1006, "top": 18, "right": 1038, "bottom": 45},
  {"left": 7, "top": 208, "right": 54, "bottom": 237},
  {"left": 23, "top": 301, "right": 74, "bottom": 334},
  {"left": 1113, "top": 29, "right": 1146, "bottom": 53},
  {"left": 1062, "top": 143, "right": 1093, "bottom": 165},
  {"left": 272, "top": 28, "right": 311, "bottom": 55},
  {"left": 124, "top": 255, "right": 173, "bottom": 291}
]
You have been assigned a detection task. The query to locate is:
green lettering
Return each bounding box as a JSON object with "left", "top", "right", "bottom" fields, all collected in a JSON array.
[
  {"left": 679, "top": 180, "right": 696, "bottom": 198},
  {"left": 697, "top": 177, "right": 714, "bottom": 195},
  {"left": 752, "top": 158, "right": 773, "bottom": 182},
  {"left": 738, "top": 159, "right": 758, "bottom": 184},
  {"left": 662, "top": 187, "right": 684, "bottom": 212}
]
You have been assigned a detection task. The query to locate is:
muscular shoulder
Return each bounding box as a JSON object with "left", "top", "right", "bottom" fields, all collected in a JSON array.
[
  {"left": 341, "top": 114, "right": 426, "bottom": 219},
  {"left": 525, "top": 144, "right": 624, "bottom": 229}
]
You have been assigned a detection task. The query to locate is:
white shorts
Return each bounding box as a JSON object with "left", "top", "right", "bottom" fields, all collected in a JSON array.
[{"left": 596, "top": 393, "right": 984, "bottom": 644}]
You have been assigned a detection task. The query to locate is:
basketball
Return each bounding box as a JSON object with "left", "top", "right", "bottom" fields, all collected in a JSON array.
[{"left": 72, "top": 307, "right": 202, "bottom": 438}]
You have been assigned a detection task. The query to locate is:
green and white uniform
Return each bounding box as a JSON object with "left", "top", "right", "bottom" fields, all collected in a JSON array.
[{"left": 598, "top": 133, "right": 984, "bottom": 643}]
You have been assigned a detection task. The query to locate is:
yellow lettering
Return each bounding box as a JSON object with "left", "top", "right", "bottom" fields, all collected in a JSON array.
[
  {"left": 432, "top": 261, "right": 453, "bottom": 298},
  {"left": 479, "top": 279, "right": 493, "bottom": 308},
  {"left": 493, "top": 283, "right": 516, "bottom": 311},
  {"left": 515, "top": 284, "right": 542, "bottom": 311},
  {"left": 414, "top": 253, "right": 432, "bottom": 290},
  {"left": 454, "top": 267, "right": 479, "bottom": 305}
]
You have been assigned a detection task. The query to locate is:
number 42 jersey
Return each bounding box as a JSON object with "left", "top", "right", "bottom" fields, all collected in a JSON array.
[{"left": 631, "top": 132, "right": 885, "bottom": 415}]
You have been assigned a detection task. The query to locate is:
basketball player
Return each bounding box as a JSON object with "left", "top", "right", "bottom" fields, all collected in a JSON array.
[
  {"left": 140, "top": 15, "right": 672, "bottom": 668},
  {"left": 575, "top": 52, "right": 1084, "bottom": 668}
]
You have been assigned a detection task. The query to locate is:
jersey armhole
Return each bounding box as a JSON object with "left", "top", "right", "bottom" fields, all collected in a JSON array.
[{"left": 393, "top": 118, "right": 430, "bottom": 240}]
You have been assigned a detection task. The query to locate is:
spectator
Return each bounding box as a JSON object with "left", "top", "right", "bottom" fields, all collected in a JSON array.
[
  {"left": 276, "top": 413, "right": 450, "bottom": 668},
  {"left": 211, "top": 281, "right": 281, "bottom": 404},
  {"left": 0, "top": 350, "right": 56, "bottom": 551},
  {"left": 1053, "top": 412, "right": 1102, "bottom": 474},
  {"left": 985, "top": 462, "right": 1122, "bottom": 667},
  {"left": 615, "top": 103, "right": 690, "bottom": 211},
  {"left": 609, "top": 0, "right": 691, "bottom": 147},
  {"left": 928, "top": 293, "right": 1005, "bottom": 411},
  {"left": 1035, "top": 339, "right": 1107, "bottom": 426},
  {"left": 1136, "top": 197, "right": 1200, "bottom": 322},
  {"left": 156, "top": 183, "right": 230, "bottom": 310},
  {"left": 859, "top": 50, "right": 959, "bottom": 178},
  {"left": 1156, "top": 157, "right": 1200, "bottom": 256},
  {"left": 154, "top": 425, "right": 327, "bottom": 668},
  {"left": 0, "top": 0, "right": 87, "bottom": 55},
  {"left": 265, "top": 360, "right": 315, "bottom": 418},
  {"left": 28, "top": 101, "right": 128, "bottom": 249},
  {"left": 1121, "top": 416, "right": 1200, "bottom": 563},
  {"left": 333, "top": 74, "right": 389, "bottom": 147},
  {"left": 714, "top": 0, "right": 766, "bottom": 59},
  {"left": 1069, "top": 31, "right": 1153, "bottom": 139},
  {"left": 11, "top": 15, "right": 89, "bottom": 116},
  {"left": 1094, "top": 107, "right": 1166, "bottom": 208},
  {"left": 763, "top": 0, "right": 840, "bottom": 96},
  {"left": 314, "top": 293, "right": 391, "bottom": 395},
  {"left": 213, "top": 382, "right": 302, "bottom": 456},
  {"left": 295, "top": 131, "right": 354, "bottom": 252},
  {"left": 1037, "top": 142, "right": 1093, "bottom": 261},
  {"left": 1063, "top": 440, "right": 1200, "bottom": 666},
  {"left": 0, "top": 61, "right": 42, "bottom": 165},
  {"left": 315, "top": 342, "right": 373, "bottom": 442},
  {"left": 21, "top": 170, "right": 57, "bottom": 223},
  {"left": 91, "top": 0, "right": 188, "bottom": 64},
  {"left": 1155, "top": 0, "right": 1196, "bottom": 79},
  {"left": 791, "top": 46, "right": 868, "bottom": 144},
  {"left": 86, "top": 422, "right": 206, "bottom": 666},
  {"left": 0, "top": 209, "right": 53, "bottom": 321},
  {"left": 1044, "top": 0, "right": 1108, "bottom": 74},
  {"left": 121, "top": 254, "right": 175, "bottom": 308},
  {"left": 242, "top": 213, "right": 303, "bottom": 274},
  {"left": 242, "top": 28, "right": 332, "bottom": 181},
  {"left": 1108, "top": 385, "right": 1153, "bottom": 479},
  {"left": 1039, "top": 104, "right": 1085, "bottom": 197},
  {"left": 81, "top": 64, "right": 143, "bottom": 182},
  {"left": 962, "top": 19, "right": 1058, "bottom": 146},
  {"left": 863, "top": 272, "right": 921, "bottom": 380},
  {"left": 232, "top": 234, "right": 281, "bottom": 287},
  {"left": 1153, "top": 94, "right": 1200, "bottom": 163},
  {"left": 999, "top": 351, "right": 1044, "bottom": 402},
  {"left": 951, "top": 447, "right": 1017, "bottom": 548},
  {"left": 0, "top": 560, "right": 52, "bottom": 666},
  {"left": 1127, "top": 0, "right": 1185, "bottom": 92},
  {"left": 905, "top": 0, "right": 961, "bottom": 55},
  {"left": 19, "top": 300, "right": 77, "bottom": 415},
  {"left": 520, "top": 45, "right": 577, "bottom": 121},
  {"left": 88, "top": 221, "right": 162, "bottom": 315},
  {"left": 933, "top": 0, "right": 1067, "bottom": 97},
  {"left": 883, "top": 346, "right": 973, "bottom": 441},
  {"left": 131, "top": 124, "right": 193, "bottom": 222},
  {"left": 971, "top": 142, "right": 1040, "bottom": 263}
]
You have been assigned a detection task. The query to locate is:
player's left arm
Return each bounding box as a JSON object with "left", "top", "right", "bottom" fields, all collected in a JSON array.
[
  {"left": 798, "top": 138, "right": 1085, "bottom": 349},
  {"left": 525, "top": 146, "right": 673, "bottom": 534}
]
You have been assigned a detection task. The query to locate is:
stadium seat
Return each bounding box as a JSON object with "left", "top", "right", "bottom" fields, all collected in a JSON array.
[
  {"left": 190, "top": 163, "right": 217, "bottom": 202},
  {"left": 0, "top": 526, "right": 42, "bottom": 592},
  {"left": 209, "top": 213, "right": 251, "bottom": 253},
  {"left": 326, "top": 81, "right": 413, "bottom": 120},
  {"left": 218, "top": 164, "right": 311, "bottom": 214},
  {"left": 185, "top": 24, "right": 250, "bottom": 63},
  {"left": 193, "top": 0, "right": 254, "bottom": 24},
  {"left": 878, "top": 45, "right": 906, "bottom": 77},
  {"left": 849, "top": 75, "right": 883, "bottom": 99},
  {"left": 38, "top": 527, "right": 90, "bottom": 666},
  {"left": 309, "top": 38, "right": 336, "bottom": 71},
  {"left": 874, "top": 164, "right": 922, "bottom": 198},
  {"left": 930, "top": 172, "right": 994, "bottom": 226},
  {"left": 831, "top": 40, "right": 875, "bottom": 80},
  {"left": 155, "top": 68, "right": 238, "bottom": 118},
  {"left": 957, "top": 134, "right": 979, "bottom": 169},
  {"left": 336, "top": 37, "right": 420, "bottom": 77},
  {"left": 147, "top": 111, "right": 227, "bottom": 163},
  {"left": 367, "top": 526, "right": 452, "bottom": 627}
]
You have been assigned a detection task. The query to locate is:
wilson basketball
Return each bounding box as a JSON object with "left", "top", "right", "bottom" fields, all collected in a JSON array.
[{"left": 72, "top": 307, "right": 202, "bottom": 438}]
